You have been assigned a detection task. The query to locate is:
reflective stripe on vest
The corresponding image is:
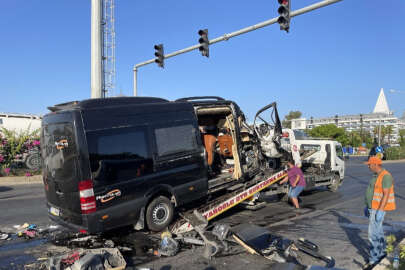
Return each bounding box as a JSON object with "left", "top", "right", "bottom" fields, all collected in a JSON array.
[{"left": 371, "top": 170, "right": 396, "bottom": 211}]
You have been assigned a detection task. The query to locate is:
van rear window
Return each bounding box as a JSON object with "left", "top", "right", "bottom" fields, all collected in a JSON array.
[
  {"left": 42, "top": 123, "right": 77, "bottom": 179},
  {"left": 87, "top": 127, "right": 153, "bottom": 183}
]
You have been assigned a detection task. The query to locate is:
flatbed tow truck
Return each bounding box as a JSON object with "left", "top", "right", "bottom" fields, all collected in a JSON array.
[{"left": 171, "top": 100, "right": 345, "bottom": 235}]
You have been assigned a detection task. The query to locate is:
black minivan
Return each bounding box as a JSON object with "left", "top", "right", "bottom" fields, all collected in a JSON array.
[{"left": 41, "top": 96, "right": 262, "bottom": 233}]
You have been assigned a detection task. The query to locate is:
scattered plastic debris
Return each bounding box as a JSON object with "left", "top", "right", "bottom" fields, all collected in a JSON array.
[
  {"left": 230, "top": 223, "right": 335, "bottom": 268},
  {"left": 0, "top": 232, "right": 9, "bottom": 240},
  {"left": 47, "top": 248, "right": 126, "bottom": 270},
  {"left": 156, "top": 231, "right": 179, "bottom": 257}
]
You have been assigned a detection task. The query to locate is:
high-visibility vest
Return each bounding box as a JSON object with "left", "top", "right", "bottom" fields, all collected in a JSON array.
[{"left": 371, "top": 170, "right": 396, "bottom": 211}]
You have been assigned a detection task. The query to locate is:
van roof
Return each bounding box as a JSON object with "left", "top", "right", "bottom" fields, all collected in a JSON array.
[{"left": 48, "top": 97, "right": 169, "bottom": 112}]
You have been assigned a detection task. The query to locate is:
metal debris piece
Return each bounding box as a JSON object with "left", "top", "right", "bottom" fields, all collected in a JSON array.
[
  {"left": 212, "top": 224, "right": 230, "bottom": 241},
  {"left": 178, "top": 237, "right": 205, "bottom": 246}
]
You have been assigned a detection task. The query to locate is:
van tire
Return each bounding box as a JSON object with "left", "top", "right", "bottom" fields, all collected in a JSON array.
[
  {"left": 146, "top": 196, "right": 174, "bottom": 232},
  {"left": 328, "top": 174, "right": 340, "bottom": 192}
]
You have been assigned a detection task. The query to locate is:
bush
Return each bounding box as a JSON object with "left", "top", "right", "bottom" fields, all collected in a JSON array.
[
  {"left": 385, "top": 146, "right": 405, "bottom": 160},
  {"left": 0, "top": 127, "right": 41, "bottom": 176},
  {"left": 386, "top": 235, "right": 405, "bottom": 269}
]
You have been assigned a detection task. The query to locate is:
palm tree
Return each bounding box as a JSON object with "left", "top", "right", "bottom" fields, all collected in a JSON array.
[
  {"left": 373, "top": 126, "right": 386, "bottom": 145},
  {"left": 385, "top": 125, "right": 394, "bottom": 144}
]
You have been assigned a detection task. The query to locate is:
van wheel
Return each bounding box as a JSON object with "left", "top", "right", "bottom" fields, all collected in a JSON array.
[
  {"left": 328, "top": 175, "right": 340, "bottom": 192},
  {"left": 146, "top": 196, "right": 174, "bottom": 232}
]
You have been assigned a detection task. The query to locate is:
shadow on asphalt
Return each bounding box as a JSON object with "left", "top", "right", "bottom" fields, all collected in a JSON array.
[
  {"left": 329, "top": 210, "right": 369, "bottom": 263},
  {"left": 0, "top": 186, "right": 13, "bottom": 193}
]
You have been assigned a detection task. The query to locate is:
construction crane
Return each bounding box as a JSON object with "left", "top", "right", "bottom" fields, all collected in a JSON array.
[{"left": 91, "top": 0, "right": 116, "bottom": 98}]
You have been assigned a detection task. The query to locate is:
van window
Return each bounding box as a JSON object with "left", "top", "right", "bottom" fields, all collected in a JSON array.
[
  {"left": 42, "top": 123, "right": 77, "bottom": 180},
  {"left": 87, "top": 127, "right": 153, "bottom": 183},
  {"left": 155, "top": 124, "right": 197, "bottom": 157},
  {"left": 335, "top": 145, "right": 344, "bottom": 160}
]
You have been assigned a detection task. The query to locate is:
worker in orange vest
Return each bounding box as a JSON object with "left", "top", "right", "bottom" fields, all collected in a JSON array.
[{"left": 362, "top": 156, "right": 396, "bottom": 270}]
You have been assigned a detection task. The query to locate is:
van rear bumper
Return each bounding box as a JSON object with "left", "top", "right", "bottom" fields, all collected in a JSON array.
[
  {"left": 47, "top": 199, "right": 144, "bottom": 234},
  {"left": 48, "top": 213, "right": 86, "bottom": 232},
  {"left": 47, "top": 202, "right": 105, "bottom": 234},
  {"left": 48, "top": 212, "right": 106, "bottom": 234}
]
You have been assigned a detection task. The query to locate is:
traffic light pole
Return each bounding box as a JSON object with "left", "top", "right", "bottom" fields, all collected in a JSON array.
[{"left": 133, "top": 0, "right": 342, "bottom": 96}]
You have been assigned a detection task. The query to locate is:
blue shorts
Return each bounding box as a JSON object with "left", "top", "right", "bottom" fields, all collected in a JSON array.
[{"left": 288, "top": 185, "right": 305, "bottom": 198}]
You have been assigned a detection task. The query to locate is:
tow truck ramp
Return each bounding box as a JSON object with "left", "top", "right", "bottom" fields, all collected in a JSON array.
[{"left": 171, "top": 169, "right": 287, "bottom": 235}]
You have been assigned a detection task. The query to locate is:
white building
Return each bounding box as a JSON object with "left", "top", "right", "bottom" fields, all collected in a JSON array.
[
  {"left": 291, "top": 88, "right": 405, "bottom": 143},
  {"left": 0, "top": 113, "right": 42, "bottom": 134}
]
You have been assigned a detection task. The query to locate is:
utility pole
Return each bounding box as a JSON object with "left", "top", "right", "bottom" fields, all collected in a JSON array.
[
  {"left": 91, "top": 0, "right": 116, "bottom": 98},
  {"left": 378, "top": 115, "right": 382, "bottom": 146},
  {"left": 91, "top": 0, "right": 103, "bottom": 99},
  {"left": 132, "top": 0, "right": 343, "bottom": 96}
]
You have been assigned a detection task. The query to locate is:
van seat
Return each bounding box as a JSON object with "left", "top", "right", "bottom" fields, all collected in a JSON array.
[
  {"left": 218, "top": 134, "right": 233, "bottom": 157},
  {"left": 202, "top": 134, "right": 217, "bottom": 165}
]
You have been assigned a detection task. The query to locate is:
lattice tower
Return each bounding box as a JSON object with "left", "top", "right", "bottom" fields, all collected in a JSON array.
[{"left": 101, "top": 0, "right": 116, "bottom": 97}]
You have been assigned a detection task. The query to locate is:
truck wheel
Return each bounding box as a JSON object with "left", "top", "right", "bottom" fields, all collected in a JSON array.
[
  {"left": 146, "top": 196, "right": 174, "bottom": 232},
  {"left": 25, "top": 153, "right": 42, "bottom": 170},
  {"left": 328, "top": 175, "right": 340, "bottom": 192}
]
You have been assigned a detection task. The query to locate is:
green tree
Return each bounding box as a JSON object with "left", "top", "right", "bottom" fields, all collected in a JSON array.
[
  {"left": 308, "top": 124, "right": 344, "bottom": 139},
  {"left": 373, "top": 126, "right": 387, "bottom": 144},
  {"left": 307, "top": 124, "right": 349, "bottom": 145},
  {"left": 347, "top": 131, "right": 362, "bottom": 147},
  {"left": 363, "top": 132, "right": 375, "bottom": 148},
  {"left": 399, "top": 129, "right": 405, "bottom": 147},
  {"left": 282, "top": 111, "right": 302, "bottom": 129}
]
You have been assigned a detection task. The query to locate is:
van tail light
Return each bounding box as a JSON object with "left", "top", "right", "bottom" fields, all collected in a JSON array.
[{"left": 78, "top": 180, "right": 96, "bottom": 214}]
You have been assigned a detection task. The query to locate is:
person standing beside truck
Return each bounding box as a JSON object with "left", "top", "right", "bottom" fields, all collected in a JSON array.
[
  {"left": 362, "top": 156, "right": 396, "bottom": 270},
  {"left": 280, "top": 160, "right": 306, "bottom": 209}
]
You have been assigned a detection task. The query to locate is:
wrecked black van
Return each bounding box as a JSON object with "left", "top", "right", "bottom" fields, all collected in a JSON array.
[{"left": 41, "top": 96, "right": 262, "bottom": 233}]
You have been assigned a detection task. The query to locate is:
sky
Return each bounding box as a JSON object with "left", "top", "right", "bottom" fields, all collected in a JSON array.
[{"left": 1, "top": 0, "right": 404, "bottom": 122}]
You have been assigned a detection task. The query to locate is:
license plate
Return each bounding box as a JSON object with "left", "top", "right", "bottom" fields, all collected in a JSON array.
[{"left": 50, "top": 206, "right": 60, "bottom": 216}]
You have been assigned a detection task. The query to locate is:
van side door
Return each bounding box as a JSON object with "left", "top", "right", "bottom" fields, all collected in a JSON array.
[
  {"left": 87, "top": 126, "right": 155, "bottom": 228},
  {"left": 151, "top": 118, "right": 207, "bottom": 206}
]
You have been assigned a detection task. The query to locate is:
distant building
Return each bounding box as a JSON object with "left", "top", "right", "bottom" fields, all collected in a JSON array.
[
  {"left": 0, "top": 113, "right": 41, "bottom": 134},
  {"left": 291, "top": 88, "right": 405, "bottom": 143}
]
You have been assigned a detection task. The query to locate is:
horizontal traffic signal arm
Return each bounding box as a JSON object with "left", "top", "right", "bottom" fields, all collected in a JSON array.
[{"left": 134, "top": 0, "right": 342, "bottom": 70}]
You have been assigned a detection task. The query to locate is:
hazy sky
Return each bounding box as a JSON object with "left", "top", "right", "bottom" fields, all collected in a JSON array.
[{"left": 1, "top": 0, "right": 404, "bottom": 121}]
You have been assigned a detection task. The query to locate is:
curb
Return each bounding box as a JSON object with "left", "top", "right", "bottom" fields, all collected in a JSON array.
[
  {"left": 0, "top": 175, "right": 42, "bottom": 186},
  {"left": 373, "top": 238, "right": 405, "bottom": 269},
  {"left": 382, "top": 159, "right": 405, "bottom": 164}
]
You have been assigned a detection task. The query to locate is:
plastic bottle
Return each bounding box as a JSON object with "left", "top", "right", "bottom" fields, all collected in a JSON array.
[{"left": 393, "top": 247, "right": 400, "bottom": 269}]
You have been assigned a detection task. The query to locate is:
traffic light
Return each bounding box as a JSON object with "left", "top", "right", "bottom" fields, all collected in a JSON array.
[
  {"left": 198, "top": 29, "right": 209, "bottom": 57},
  {"left": 154, "top": 44, "right": 164, "bottom": 68},
  {"left": 277, "top": 0, "right": 290, "bottom": 32}
]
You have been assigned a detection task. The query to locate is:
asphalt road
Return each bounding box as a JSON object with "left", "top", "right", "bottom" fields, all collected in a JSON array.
[
  {"left": 0, "top": 156, "right": 404, "bottom": 269},
  {"left": 0, "top": 184, "right": 47, "bottom": 231}
]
